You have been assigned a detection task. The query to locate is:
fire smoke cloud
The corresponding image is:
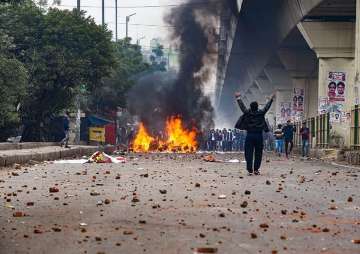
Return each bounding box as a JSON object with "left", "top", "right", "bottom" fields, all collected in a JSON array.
[{"left": 127, "top": 0, "right": 232, "bottom": 132}]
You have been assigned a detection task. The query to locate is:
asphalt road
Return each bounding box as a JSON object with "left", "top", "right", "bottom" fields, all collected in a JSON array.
[{"left": 0, "top": 153, "right": 359, "bottom": 254}]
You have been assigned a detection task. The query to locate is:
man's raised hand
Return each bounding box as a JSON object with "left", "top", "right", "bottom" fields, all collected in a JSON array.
[{"left": 235, "top": 92, "right": 241, "bottom": 98}]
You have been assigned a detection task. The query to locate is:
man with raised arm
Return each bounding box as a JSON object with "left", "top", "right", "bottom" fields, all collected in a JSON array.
[{"left": 234, "top": 92, "right": 275, "bottom": 175}]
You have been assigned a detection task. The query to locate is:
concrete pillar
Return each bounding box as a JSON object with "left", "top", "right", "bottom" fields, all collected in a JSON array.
[
  {"left": 298, "top": 21, "right": 355, "bottom": 147},
  {"left": 306, "top": 78, "right": 319, "bottom": 119},
  {"left": 275, "top": 89, "right": 292, "bottom": 125},
  {"left": 278, "top": 47, "right": 318, "bottom": 121},
  {"left": 355, "top": 0, "right": 360, "bottom": 104}
]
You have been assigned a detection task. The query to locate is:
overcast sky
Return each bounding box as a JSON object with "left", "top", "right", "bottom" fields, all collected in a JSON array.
[{"left": 52, "top": 0, "right": 188, "bottom": 49}]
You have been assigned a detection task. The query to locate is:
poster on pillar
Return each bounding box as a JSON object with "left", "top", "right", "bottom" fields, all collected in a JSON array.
[
  {"left": 318, "top": 97, "right": 329, "bottom": 115},
  {"left": 292, "top": 88, "right": 304, "bottom": 121},
  {"left": 327, "top": 72, "right": 346, "bottom": 103},
  {"left": 279, "top": 102, "right": 291, "bottom": 123},
  {"left": 327, "top": 72, "right": 346, "bottom": 123}
]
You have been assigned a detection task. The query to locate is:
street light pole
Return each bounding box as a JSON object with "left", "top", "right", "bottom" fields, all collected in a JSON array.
[
  {"left": 126, "top": 13, "right": 136, "bottom": 39},
  {"left": 77, "top": 0, "right": 80, "bottom": 11},
  {"left": 115, "top": 0, "right": 118, "bottom": 41},
  {"left": 102, "top": 0, "right": 105, "bottom": 26}
]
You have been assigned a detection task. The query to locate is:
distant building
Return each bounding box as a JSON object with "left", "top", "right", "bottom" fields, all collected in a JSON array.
[{"left": 141, "top": 38, "right": 180, "bottom": 71}]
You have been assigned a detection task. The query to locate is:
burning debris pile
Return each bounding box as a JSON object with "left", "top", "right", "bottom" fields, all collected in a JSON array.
[
  {"left": 128, "top": 0, "right": 231, "bottom": 153},
  {"left": 132, "top": 116, "right": 197, "bottom": 153}
]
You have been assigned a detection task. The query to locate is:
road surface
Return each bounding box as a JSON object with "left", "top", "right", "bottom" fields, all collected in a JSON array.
[{"left": 0, "top": 153, "right": 359, "bottom": 254}]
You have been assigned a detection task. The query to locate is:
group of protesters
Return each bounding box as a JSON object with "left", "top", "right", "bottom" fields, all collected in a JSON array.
[
  {"left": 202, "top": 129, "right": 246, "bottom": 152},
  {"left": 203, "top": 120, "right": 310, "bottom": 158}
]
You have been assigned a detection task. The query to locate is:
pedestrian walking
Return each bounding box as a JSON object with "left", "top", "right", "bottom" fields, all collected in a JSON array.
[
  {"left": 282, "top": 120, "right": 296, "bottom": 158},
  {"left": 300, "top": 122, "right": 310, "bottom": 158},
  {"left": 60, "top": 111, "right": 70, "bottom": 148},
  {"left": 234, "top": 92, "right": 275, "bottom": 175},
  {"left": 274, "top": 124, "right": 284, "bottom": 156}
]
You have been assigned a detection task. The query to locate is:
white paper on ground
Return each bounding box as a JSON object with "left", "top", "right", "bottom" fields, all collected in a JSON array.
[{"left": 54, "top": 159, "right": 88, "bottom": 164}]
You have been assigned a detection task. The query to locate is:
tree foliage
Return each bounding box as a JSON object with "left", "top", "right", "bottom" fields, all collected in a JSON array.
[
  {"left": 0, "top": 30, "right": 27, "bottom": 140},
  {"left": 0, "top": 2, "right": 116, "bottom": 141},
  {"left": 88, "top": 38, "right": 149, "bottom": 116}
]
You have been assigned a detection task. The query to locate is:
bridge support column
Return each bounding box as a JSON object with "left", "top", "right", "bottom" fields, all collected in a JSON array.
[
  {"left": 355, "top": 0, "right": 360, "bottom": 104},
  {"left": 275, "top": 89, "right": 292, "bottom": 126},
  {"left": 291, "top": 78, "right": 318, "bottom": 120},
  {"left": 298, "top": 21, "right": 355, "bottom": 147}
]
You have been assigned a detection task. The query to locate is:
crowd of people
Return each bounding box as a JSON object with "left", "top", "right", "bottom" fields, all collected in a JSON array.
[
  {"left": 201, "top": 128, "right": 277, "bottom": 153},
  {"left": 202, "top": 129, "right": 246, "bottom": 152},
  {"left": 204, "top": 120, "right": 310, "bottom": 159}
]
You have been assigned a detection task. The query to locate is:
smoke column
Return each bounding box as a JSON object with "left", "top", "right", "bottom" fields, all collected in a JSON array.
[{"left": 127, "top": 0, "right": 232, "bottom": 132}]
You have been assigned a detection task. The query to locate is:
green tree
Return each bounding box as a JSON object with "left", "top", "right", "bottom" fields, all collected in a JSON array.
[
  {"left": 0, "top": 3, "right": 116, "bottom": 141},
  {"left": 88, "top": 38, "right": 149, "bottom": 115},
  {"left": 0, "top": 30, "right": 27, "bottom": 141}
]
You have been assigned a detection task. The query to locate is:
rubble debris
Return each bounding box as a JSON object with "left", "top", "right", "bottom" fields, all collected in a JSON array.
[
  {"left": 55, "top": 151, "right": 126, "bottom": 164},
  {"left": 13, "top": 211, "right": 24, "bottom": 217},
  {"left": 203, "top": 155, "right": 218, "bottom": 162},
  {"left": 240, "top": 201, "right": 248, "bottom": 208},
  {"left": 250, "top": 233, "right": 258, "bottom": 239},
  {"left": 194, "top": 247, "right": 218, "bottom": 253},
  {"left": 49, "top": 187, "right": 59, "bottom": 193}
]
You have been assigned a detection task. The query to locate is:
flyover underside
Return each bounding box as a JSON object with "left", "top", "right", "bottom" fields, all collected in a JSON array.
[{"left": 217, "top": 0, "right": 324, "bottom": 126}]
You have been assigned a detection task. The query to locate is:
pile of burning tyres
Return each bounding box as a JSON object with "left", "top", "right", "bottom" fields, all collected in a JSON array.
[{"left": 131, "top": 116, "right": 198, "bottom": 153}]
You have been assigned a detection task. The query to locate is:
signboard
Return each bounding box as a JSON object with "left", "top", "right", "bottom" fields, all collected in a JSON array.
[{"left": 89, "top": 127, "right": 105, "bottom": 142}]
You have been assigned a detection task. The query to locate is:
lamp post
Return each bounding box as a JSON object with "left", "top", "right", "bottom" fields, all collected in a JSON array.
[
  {"left": 102, "top": 0, "right": 105, "bottom": 26},
  {"left": 126, "top": 13, "right": 136, "bottom": 39},
  {"left": 115, "top": 0, "right": 118, "bottom": 41}
]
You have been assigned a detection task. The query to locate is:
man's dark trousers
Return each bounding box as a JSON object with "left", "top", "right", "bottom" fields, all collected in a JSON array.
[
  {"left": 244, "top": 132, "right": 263, "bottom": 173},
  {"left": 284, "top": 139, "right": 293, "bottom": 157}
]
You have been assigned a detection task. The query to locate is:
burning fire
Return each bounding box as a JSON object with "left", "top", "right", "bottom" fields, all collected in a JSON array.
[{"left": 132, "top": 116, "right": 198, "bottom": 153}]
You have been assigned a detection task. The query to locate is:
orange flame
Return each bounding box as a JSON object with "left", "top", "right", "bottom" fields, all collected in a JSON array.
[
  {"left": 132, "top": 123, "right": 155, "bottom": 152},
  {"left": 132, "top": 116, "right": 198, "bottom": 153}
]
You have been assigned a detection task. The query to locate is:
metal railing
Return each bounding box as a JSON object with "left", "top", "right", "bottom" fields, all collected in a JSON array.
[
  {"left": 316, "top": 113, "right": 330, "bottom": 148},
  {"left": 293, "top": 113, "right": 329, "bottom": 148},
  {"left": 350, "top": 105, "right": 360, "bottom": 149}
]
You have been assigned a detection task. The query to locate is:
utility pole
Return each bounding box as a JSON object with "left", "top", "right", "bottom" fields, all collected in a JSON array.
[
  {"left": 115, "top": 0, "right": 118, "bottom": 41},
  {"left": 75, "top": 0, "right": 81, "bottom": 145},
  {"left": 126, "top": 13, "right": 136, "bottom": 39},
  {"left": 102, "top": 0, "right": 105, "bottom": 26}
]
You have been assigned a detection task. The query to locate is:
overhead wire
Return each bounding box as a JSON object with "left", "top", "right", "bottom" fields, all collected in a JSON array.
[{"left": 52, "top": 0, "right": 216, "bottom": 9}]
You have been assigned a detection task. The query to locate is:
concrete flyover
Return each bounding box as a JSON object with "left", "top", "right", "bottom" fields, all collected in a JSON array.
[{"left": 216, "top": 0, "right": 326, "bottom": 125}]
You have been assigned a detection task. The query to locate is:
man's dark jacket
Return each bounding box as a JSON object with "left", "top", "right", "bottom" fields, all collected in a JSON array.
[{"left": 235, "top": 97, "right": 273, "bottom": 133}]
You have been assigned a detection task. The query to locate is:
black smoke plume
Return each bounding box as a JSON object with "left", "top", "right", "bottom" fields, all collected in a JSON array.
[{"left": 127, "top": 0, "right": 232, "bottom": 133}]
